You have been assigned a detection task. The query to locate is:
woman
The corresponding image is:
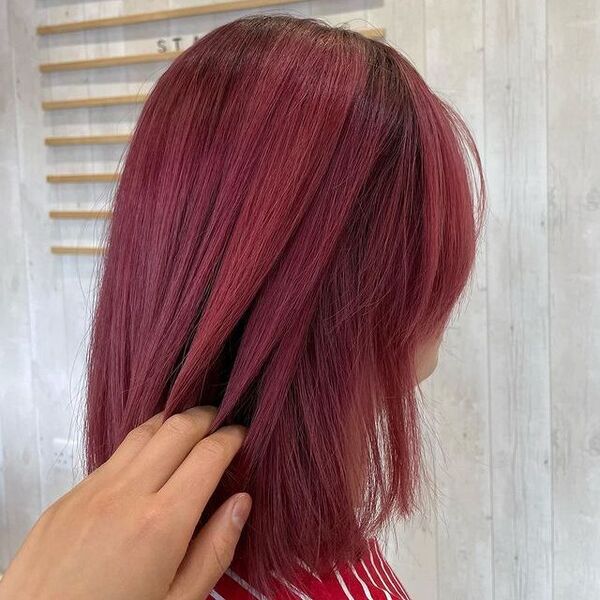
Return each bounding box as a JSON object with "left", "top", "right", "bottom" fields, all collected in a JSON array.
[
  {"left": 86, "top": 13, "right": 484, "bottom": 598},
  {"left": 2, "top": 13, "right": 485, "bottom": 600}
]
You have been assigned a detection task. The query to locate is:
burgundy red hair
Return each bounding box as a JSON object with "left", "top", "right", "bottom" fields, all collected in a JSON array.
[{"left": 85, "top": 14, "right": 485, "bottom": 594}]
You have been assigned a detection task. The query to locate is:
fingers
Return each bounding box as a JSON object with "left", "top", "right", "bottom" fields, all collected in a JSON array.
[
  {"left": 100, "top": 411, "right": 165, "bottom": 475},
  {"left": 124, "top": 406, "right": 219, "bottom": 492},
  {"left": 166, "top": 493, "right": 252, "bottom": 600},
  {"left": 158, "top": 425, "right": 246, "bottom": 523}
]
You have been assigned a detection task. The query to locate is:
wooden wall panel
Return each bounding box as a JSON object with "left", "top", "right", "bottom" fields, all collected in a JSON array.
[
  {"left": 0, "top": 0, "right": 43, "bottom": 561},
  {"left": 548, "top": 1, "right": 600, "bottom": 597},
  {"left": 370, "top": 3, "right": 436, "bottom": 599},
  {"left": 424, "top": 0, "right": 492, "bottom": 599},
  {"left": 12, "top": 0, "right": 80, "bottom": 514},
  {"left": 484, "top": 0, "right": 553, "bottom": 598},
  {"left": 1, "top": 1, "right": 599, "bottom": 597}
]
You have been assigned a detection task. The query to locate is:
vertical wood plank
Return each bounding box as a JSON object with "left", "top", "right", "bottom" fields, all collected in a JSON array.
[
  {"left": 0, "top": 426, "right": 8, "bottom": 568},
  {"left": 424, "top": 0, "right": 492, "bottom": 598},
  {"left": 548, "top": 1, "right": 600, "bottom": 597},
  {"left": 368, "top": 0, "right": 425, "bottom": 73},
  {"left": 369, "top": 2, "right": 438, "bottom": 598},
  {"left": 484, "top": 1, "right": 552, "bottom": 598},
  {"left": 0, "top": 0, "right": 43, "bottom": 569}
]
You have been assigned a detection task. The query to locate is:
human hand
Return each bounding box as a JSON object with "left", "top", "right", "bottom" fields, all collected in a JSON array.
[{"left": 0, "top": 406, "right": 251, "bottom": 600}]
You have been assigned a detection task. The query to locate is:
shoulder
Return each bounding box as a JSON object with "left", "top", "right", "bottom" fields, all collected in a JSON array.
[
  {"left": 331, "top": 540, "right": 412, "bottom": 600},
  {"left": 211, "top": 541, "right": 411, "bottom": 600}
]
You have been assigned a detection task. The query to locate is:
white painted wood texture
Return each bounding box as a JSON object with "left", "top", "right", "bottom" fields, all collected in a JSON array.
[
  {"left": 485, "top": 2, "right": 553, "bottom": 600},
  {"left": 1, "top": 1, "right": 598, "bottom": 598},
  {"left": 547, "top": 0, "right": 600, "bottom": 596},
  {"left": 0, "top": 0, "right": 42, "bottom": 568}
]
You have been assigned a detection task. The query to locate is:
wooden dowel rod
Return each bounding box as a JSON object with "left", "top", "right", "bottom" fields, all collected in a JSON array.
[
  {"left": 47, "top": 173, "right": 119, "bottom": 183},
  {"left": 359, "top": 28, "right": 385, "bottom": 39},
  {"left": 37, "top": 0, "right": 304, "bottom": 35},
  {"left": 45, "top": 134, "right": 131, "bottom": 146},
  {"left": 40, "top": 51, "right": 179, "bottom": 72},
  {"left": 51, "top": 246, "right": 105, "bottom": 255},
  {"left": 42, "top": 95, "right": 147, "bottom": 110},
  {"left": 49, "top": 210, "right": 112, "bottom": 219},
  {"left": 39, "top": 28, "right": 383, "bottom": 73}
]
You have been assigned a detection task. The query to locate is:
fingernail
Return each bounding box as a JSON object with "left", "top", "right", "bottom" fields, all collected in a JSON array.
[{"left": 231, "top": 493, "right": 252, "bottom": 531}]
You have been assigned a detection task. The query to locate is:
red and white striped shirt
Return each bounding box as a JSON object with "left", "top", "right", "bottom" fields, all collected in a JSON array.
[{"left": 211, "top": 539, "right": 411, "bottom": 600}]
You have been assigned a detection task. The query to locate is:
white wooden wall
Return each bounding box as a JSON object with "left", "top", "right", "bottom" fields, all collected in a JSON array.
[{"left": 1, "top": 0, "right": 599, "bottom": 598}]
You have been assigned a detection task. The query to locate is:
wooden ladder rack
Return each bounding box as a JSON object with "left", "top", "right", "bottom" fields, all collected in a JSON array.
[{"left": 37, "top": 0, "right": 306, "bottom": 35}]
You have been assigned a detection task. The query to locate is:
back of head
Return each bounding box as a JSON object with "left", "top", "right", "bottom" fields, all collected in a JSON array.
[{"left": 85, "top": 13, "right": 484, "bottom": 594}]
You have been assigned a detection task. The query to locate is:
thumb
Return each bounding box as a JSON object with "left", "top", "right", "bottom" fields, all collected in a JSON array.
[{"left": 166, "top": 493, "right": 252, "bottom": 600}]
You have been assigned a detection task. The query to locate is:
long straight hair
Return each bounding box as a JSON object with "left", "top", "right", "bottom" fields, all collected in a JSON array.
[{"left": 85, "top": 14, "right": 485, "bottom": 594}]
